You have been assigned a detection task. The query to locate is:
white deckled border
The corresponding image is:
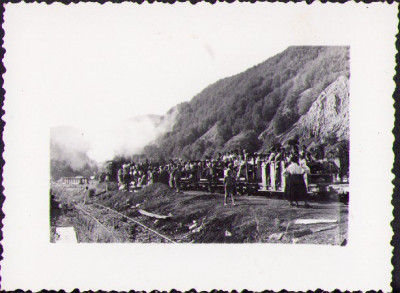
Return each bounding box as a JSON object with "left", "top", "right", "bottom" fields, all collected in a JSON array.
[{"left": 2, "top": 2, "right": 397, "bottom": 291}]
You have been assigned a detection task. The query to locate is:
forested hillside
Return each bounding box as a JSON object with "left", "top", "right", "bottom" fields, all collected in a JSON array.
[{"left": 144, "top": 46, "right": 350, "bottom": 161}]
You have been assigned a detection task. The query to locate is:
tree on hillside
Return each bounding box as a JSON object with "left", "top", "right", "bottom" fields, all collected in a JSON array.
[
  {"left": 142, "top": 46, "right": 349, "bottom": 160},
  {"left": 325, "top": 133, "right": 338, "bottom": 145},
  {"left": 287, "top": 138, "right": 299, "bottom": 147},
  {"left": 224, "top": 131, "right": 262, "bottom": 154},
  {"left": 216, "top": 121, "right": 233, "bottom": 142}
]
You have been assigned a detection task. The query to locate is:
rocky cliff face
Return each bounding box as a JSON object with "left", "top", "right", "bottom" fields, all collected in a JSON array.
[{"left": 279, "top": 75, "right": 349, "bottom": 146}]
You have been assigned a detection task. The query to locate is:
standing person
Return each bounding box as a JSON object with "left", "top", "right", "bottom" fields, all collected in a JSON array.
[
  {"left": 122, "top": 164, "right": 130, "bottom": 191},
  {"left": 174, "top": 164, "right": 182, "bottom": 193},
  {"left": 136, "top": 170, "right": 143, "bottom": 187},
  {"left": 148, "top": 168, "right": 155, "bottom": 185},
  {"left": 266, "top": 148, "right": 277, "bottom": 190},
  {"left": 283, "top": 156, "right": 311, "bottom": 208},
  {"left": 158, "top": 166, "right": 166, "bottom": 185},
  {"left": 299, "top": 154, "right": 310, "bottom": 189},
  {"left": 235, "top": 155, "right": 245, "bottom": 179},
  {"left": 224, "top": 169, "right": 236, "bottom": 206},
  {"left": 83, "top": 186, "right": 89, "bottom": 205},
  {"left": 188, "top": 161, "right": 197, "bottom": 185},
  {"left": 207, "top": 161, "right": 216, "bottom": 194},
  {"left": 169, "top": 165, "right": 175, "bottom": 189},
  {"left": 260, "top": 154, "right": 269, "bottom": 191},
  {"left": 153, "top": 167, "right": 160, "bottom": 183},
  {"left": 235, "top": 155, "right": 246, "bottom": 195},
  {"left": 117, "top": 168, "right": 123, "bottom": 186},
  {"left": 139, "top": 171, "right": 147, "bottom": 187},
  {"left": 275, "top": 148, "right": 286, "bottom": 191}
]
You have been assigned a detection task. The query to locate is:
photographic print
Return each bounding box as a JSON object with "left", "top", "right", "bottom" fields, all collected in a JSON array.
[
  {"left": 50, "top": 45, "right": 350, "bottom": 244},
  {"left": 2, "top": 2, "right": 396, "bottom": 291}
]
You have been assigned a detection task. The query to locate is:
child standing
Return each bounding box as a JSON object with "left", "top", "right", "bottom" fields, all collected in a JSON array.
[{"left": 224, "top": 169, "right": 236, "bottom": 206}]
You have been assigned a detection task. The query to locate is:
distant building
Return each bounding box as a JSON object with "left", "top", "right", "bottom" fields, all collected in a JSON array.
[{"left": 61, "top": 176, "right": 89, "bottom": 185}]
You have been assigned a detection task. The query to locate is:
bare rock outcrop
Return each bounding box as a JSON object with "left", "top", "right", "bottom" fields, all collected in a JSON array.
[{"left": 280, "top": 75, "right": 349, "bottom": 145}]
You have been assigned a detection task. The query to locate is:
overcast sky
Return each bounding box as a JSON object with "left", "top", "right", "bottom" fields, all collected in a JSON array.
[{"left": 3, "top": 3, "right": 314, "bottom": 129}]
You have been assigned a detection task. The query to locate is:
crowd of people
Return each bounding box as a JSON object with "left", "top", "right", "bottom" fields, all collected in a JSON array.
[{"left": 99, "top": 143, "right": 348, "bottom": 207}]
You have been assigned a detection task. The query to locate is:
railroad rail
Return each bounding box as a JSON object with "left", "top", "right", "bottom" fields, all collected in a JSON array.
[
  {"left": 76, "top": 204, "right": 123, "bottom": 241},
  {"left": 76, "top": 202, "right": 176, "bottom": 243},
  {"left": 92, "top": 203, "right": 176, "bottom": 243},
  {"left": 77, "top": 205, "right": 115, "bottom": 234}
]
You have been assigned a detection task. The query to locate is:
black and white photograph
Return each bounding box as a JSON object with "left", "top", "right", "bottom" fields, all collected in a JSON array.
[
  {"left": 50, "top": 45, "right": 350, "bottom": 244},
  {"left": 1, "top": 2, "right": 396, "bottom": 291}
]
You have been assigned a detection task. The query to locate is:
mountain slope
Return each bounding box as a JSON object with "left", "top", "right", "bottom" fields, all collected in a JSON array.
[
  {"left": 266, "top": 75, "right": 349, "bottom": 147},
  {"left": 281, "top": 75, "right": 349, "bottom": 144},
  {"left": 145, "top": 46, "right": 350, "bottom": 160}
]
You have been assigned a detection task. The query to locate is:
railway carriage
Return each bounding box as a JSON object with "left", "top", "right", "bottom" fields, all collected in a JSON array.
[
  {"left": 110, "top": 153, "right": 349, "bottom": 204},
  {"left": 180, "top": 157, "right": 349, "bottom": 203}
]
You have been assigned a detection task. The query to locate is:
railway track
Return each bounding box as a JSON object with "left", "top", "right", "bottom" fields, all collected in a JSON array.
[
  {"left": 75, "top": 204, "right": 126, "bottom": 242},
  {"left": 76, "top": 203, "right": 176, "bottom": 243}
]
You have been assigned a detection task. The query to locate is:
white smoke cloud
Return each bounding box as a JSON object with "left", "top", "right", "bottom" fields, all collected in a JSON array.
[
  {"left": 84, "top": 117, "right": 158, "bottom": 162},
  {"left": 51, "top": 107, "right": 178, "bottom": 165},
  {"left": 50, "top": 126, "right": 94, "bottom": 171},
  {"left": 72, "top": 109, "right": 178, "bottom": 163}
]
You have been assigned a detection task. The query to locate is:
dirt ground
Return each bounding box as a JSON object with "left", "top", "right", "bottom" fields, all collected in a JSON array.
[{"left": 50, "top": 183, "right": 348, "bottom": 244}]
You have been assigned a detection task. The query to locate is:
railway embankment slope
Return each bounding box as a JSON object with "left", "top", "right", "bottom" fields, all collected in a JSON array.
[{"left": 51, "top": 183, "right": 348, "bottom": 244}]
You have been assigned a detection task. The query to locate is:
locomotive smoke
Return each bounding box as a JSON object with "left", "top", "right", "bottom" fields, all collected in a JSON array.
[
  {"left": 51, "top": 126, "right": 94, "bottom": 171},
  {"left": 84, "top": 115, "right": 168, "bottom": 162},
  {"left": 51, "top": 109, "right": 178, "bottom": 169}
]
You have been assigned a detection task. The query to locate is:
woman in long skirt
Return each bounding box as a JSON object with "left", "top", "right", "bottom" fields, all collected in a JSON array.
[{"left": 283, "top": 156, "right": 311, "bottom": 207}]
